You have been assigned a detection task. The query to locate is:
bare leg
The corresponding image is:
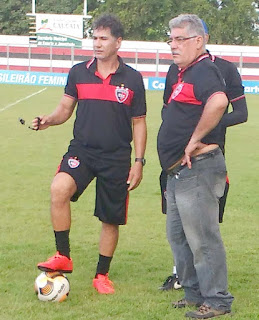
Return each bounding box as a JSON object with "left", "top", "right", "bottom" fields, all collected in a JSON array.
[
  {"left": 37, "top": 172, "right": 76, "bottom": 271},
  {"left": 50, "top": 172, "right": 77, "bottom": 231},
  {"left": 99, "top": 222, "right": 119, "bottom": 257}
]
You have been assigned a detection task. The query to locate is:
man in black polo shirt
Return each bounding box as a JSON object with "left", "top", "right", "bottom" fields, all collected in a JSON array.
[
  {"left": 159, "top": 19, "right": 248, "bottom": 292},
  {"left": 157, "top": 14, "right": 234, "bottom": 318},
  {"left": 32, "top": 14, "right": 147, "bottom": 295}
]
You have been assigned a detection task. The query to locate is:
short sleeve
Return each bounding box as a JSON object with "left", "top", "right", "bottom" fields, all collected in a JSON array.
[
  {"left": 224, "top": 62, "right": 244, "bottom": 101},
  {"left": 194, "top": 62, "right": 226, "bottom": 104},
  {"left": 163, "top": 64, "right": 178, "bottom": 104},
  {"left": 64, "top": 66, "right": 78, "bottom": 100},
  {"left": 131, "top": 72, "right": 146, "bottom": 118}
]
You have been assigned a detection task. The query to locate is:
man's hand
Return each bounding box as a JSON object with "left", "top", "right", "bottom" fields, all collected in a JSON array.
[
  {"left": 127, "top": 162, "right": 143, "bottom": 191},
  {"left": 31, "top": 115, "right": 50, "bottom": 130},
  {"left": 181, "top": 141, "right": 207, "bottom": 169}
]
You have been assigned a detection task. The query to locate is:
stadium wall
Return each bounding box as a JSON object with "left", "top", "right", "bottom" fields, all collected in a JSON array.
[{"left": 0, "top": 35, "right": 259, "bottom": 94}]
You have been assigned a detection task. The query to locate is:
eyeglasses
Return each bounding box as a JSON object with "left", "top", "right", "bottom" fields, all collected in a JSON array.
[{"left": 166, "top": 36, "right": 198, "bottom": 45}]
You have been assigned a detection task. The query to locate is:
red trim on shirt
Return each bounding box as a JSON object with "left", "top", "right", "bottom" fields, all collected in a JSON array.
[
  {"left": 86, "top": 58, "right": 95, "bottom": 69},
  {"left": 207, "top": 91, "right": 226, "bottom": 102},
  {"left": 178, "top": 53, "right": 210, "bottom": 81},
  {"left": 64, "top": 93, "right": 77, "bottom": 101},
  {"left": 210, "top": 54, "right": 216, "bottom": 62},
  {"left": 230, "top": 95, "right": 245, "bottom": 103}
]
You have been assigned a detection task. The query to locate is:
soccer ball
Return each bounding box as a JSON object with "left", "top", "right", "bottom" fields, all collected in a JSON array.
[{"left": 34, "top": 271, "right": 70, "bottom": 302}]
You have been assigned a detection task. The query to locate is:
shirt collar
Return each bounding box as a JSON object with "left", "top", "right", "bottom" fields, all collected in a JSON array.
[
  {"left": 86, "top": 56, "right": 124, "bottom": 74},
  {"left": 178, "top": 52, "right": 210, "bottom": 78}
]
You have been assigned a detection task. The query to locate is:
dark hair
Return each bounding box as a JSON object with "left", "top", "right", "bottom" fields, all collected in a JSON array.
[{"left": 92, "top": 13, "right": 124, "bottom": 39}]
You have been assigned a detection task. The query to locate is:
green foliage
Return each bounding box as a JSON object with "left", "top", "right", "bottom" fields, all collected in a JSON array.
[
  {"left": 0, "top": 0, "right": 258, "bottom": 45},
  {"left": 0, "top": 0, "right": 31, "bottom": 35},
  {"left": 35, "top": 0, "right": 82, "bottom": 14},
  {"left": 74, "top": 0, "right": 103, "bottom": 14},
  {"left": 207, "top": 0, "right": 259, "bottom": 45},
  {"left": 0, "top": 85, "right": 258, "bottom": 319},
  {"left": 90, "top": 0, "right": 172, "bottom": 41}
]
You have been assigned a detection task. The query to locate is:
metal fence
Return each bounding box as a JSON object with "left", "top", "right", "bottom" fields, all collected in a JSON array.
[{"left": 1, "top": 43, "right": 259, "bottom": 80}]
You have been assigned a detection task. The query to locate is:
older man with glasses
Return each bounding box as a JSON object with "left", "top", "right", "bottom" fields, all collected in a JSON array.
[{"left": 157, "top": 14, "right": 234, "bottom": 319}]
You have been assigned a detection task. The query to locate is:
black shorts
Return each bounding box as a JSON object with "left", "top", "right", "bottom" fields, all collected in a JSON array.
[{"left": 57, "top": 149, "right": 130, "bottom": 225}]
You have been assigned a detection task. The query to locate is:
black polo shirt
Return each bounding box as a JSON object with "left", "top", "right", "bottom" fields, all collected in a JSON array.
[
  {"left": 157, "top": 54, "right": 226, "bottom": 171},
  {"left": 65, "top": 56, "right": 146, "bottom": 161}
]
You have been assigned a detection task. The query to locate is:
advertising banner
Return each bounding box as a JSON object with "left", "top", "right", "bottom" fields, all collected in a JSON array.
[
  {"left": 147, "top": 77, "right": 259, "bottom": 95},
  {"left": 36, "top": 14, "right": 83, "bottom": 48},
  {"left": 1, "top": 71, "right": 259, "bottom": 95},
  {"left": 0, "top": 70, "right": 67, "bottom": 86},
  {"left": 242, "top": 81, "right": 259, "bottom": 94}
]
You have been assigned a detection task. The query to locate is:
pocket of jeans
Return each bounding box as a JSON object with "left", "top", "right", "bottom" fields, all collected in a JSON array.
[
  {"left": 176, "top": 174, "right": 198, "bottom": 194},
  {"left": 214, "top": 170, "right": 227, "bottom": 199}
]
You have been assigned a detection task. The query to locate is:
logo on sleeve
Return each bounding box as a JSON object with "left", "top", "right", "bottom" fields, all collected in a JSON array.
[
  {"left": 115, "top": 84, "right": 129, "bottom": 103},
  {"left": 68, "top": 157, "right": 80, "bottom": 169}
]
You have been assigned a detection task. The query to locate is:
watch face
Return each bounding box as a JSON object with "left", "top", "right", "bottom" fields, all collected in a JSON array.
[{"left": 135, "top": 158, "right": 146, "bottom": 166}]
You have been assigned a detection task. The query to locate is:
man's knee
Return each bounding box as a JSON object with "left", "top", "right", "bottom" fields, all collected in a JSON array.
[
  {"left": 102, "top": 222, "right": 119, "bottom": 232},
  {"left": 51, "top": 172, "right": 77, "bottom": 202}
]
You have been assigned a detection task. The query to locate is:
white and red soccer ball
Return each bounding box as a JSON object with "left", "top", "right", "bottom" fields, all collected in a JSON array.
[{"left": 34, "top": 271, "right": 70, "bottom": 302}]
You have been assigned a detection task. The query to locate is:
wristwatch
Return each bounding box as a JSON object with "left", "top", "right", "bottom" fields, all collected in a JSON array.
[{"left": 135, "top": 158, "right": 146, "bottom": 166}]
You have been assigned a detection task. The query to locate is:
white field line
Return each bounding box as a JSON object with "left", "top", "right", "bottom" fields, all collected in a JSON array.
[{"left": 0, "top": 87, "right": 47, "bottom": 112}]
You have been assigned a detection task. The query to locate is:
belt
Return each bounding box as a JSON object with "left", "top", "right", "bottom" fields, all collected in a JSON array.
[
  {"left": 167, "top": 162, "right": 185, "bottom": 175},
  {"left": 167, "top": 147, "right": 221, "bottom": 176},
  {"left": 191, "top": 146, "right": 221, "bottom": 163}
]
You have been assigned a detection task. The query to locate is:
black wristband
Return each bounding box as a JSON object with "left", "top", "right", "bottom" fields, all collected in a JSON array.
[{"left": 135, "top": 158, "right": 146, "bottom": 166}]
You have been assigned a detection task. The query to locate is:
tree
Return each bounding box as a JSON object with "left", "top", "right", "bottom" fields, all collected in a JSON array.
[
  {"left": 89, "top": 0, "right": 258, "bottom": 44},
  {"left": 0, "top": 0, "right": 84, "bottom": 35},
  {"left": 0, "top": 0, "right": 258, "bottom": 45},
  {"left": 0, "top": 0, "right": 31, "bottom": 35},
  {"left": 208, "top": 0, "right": 259, "bottom": 45},
  {"left": 35, "top": 0, "right": 82, "bottom": 14},
  {"left": 87, "top": 0, "right": 173, "bottom": 41}
]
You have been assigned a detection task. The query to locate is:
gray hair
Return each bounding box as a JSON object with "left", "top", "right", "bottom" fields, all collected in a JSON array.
[{"left": 169, "top": 14, "right": 205, "bottom": 38}]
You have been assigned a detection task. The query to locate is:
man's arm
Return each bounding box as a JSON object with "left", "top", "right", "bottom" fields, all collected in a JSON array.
[
  {"left": 182, "top": 92, "right": 228, "bottom": 168},
  {"left": 221, "top": 97, "right": 248, "bottom": 127},
  {"left": 127, "top": 117, "right": 147, "bottom": 191},
  {"left": 31, "top": 95, "right": 77, "bottom": 130},
  {"left": 217, "top": 58, "right": 248, "bottom": 127}
]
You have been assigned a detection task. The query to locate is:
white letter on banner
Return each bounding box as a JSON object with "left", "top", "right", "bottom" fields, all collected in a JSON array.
[
  {"left": 38, "top": 75, "right": 44, "bottom": 84},
  {"left": 152, "top": 80, "right": 165, "bottom": 90},
  {"left": 31, "top": 75, "right": 37, "bottom": 84},
  {"left": 24, "top": 73, "right": 31, "bottom": 84}
]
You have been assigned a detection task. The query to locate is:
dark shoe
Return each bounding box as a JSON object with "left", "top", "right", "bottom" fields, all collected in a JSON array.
[
  {"left": 185, "top": 304, "right": 231, "bottom": 318},
  {"left": 173, "top": 298, "right": 202, "bottom": 309},
  {"left": 158, "top": 275, "right": 182, "bottom": 291}
]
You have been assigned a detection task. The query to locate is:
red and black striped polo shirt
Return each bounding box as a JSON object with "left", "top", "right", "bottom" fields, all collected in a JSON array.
[
  {"left": 157, "top": 54, "right": 226, "bottom": 170},
  {"left": 65, "top": 56, "right": 146, "bottom": 160}
]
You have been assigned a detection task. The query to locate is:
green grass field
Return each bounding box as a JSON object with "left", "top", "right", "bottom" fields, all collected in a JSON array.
[{"left": 0, "top": 85, "right": 258, "bottom": 320}]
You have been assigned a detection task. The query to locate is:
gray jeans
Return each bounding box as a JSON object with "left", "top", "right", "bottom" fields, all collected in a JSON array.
[{"left": 166, "top": 148, "right": 234, "bottom": 311}]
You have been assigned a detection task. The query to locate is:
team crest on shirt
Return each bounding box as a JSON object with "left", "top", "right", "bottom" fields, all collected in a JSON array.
[
  {"left": 171, "top": 83, "right": 184, "bottom": 99},
  {"left": 68, "top": 157, "right": 80, "bottom": 169},
  {"left": 115, "top": 84, "right": 129, "bottom": 103}
]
